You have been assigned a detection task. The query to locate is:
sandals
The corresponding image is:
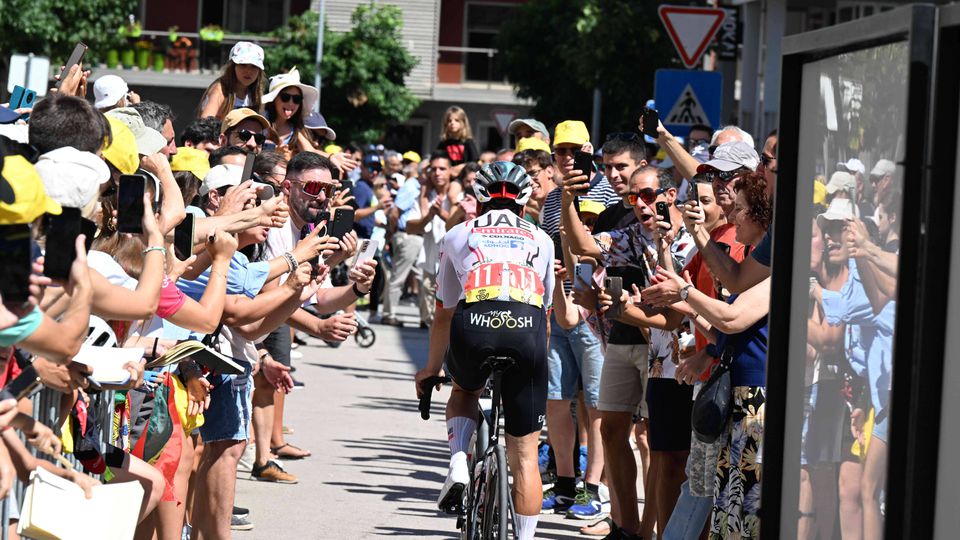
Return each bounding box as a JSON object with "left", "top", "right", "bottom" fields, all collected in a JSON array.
[
  {"left": 270, "top": 443, "right": 311, "bottom": 460},
  {"left": 580, "top": 516, "right": 613, "bottom": 537}
]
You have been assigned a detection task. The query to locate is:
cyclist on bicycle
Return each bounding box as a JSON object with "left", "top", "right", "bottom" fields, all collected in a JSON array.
[{"left": 416, "top": 161, "right": 555, "bottom": 540}]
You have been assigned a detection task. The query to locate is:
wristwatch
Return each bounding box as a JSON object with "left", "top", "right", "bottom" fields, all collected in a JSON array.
[{"left": 679, "top": 284, "right": 693, "bottom": 301}]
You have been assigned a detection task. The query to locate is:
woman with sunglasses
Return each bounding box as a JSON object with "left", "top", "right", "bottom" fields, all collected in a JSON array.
[{"left": 263, "top": 68, "right": 320, "bottom": 157}]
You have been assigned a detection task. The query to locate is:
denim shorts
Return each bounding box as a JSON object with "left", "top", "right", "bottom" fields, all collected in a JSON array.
[
  {"left": 199, "top": 366, "right": 252, "bottom": 443},
  {"left": 546, "top": 315, "right": 603, "bottom": 406}
]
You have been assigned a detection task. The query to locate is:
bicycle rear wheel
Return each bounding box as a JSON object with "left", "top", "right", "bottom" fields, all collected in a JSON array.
[{"left": 480, "top": 445, "right": 511, "bottom": 539}]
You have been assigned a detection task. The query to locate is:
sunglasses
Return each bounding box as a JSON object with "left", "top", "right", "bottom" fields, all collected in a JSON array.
[
  {"left": 553, "top": 147, "right": 578, "bottom": 156},
  {"left": 525, "top": 168, "right": 543, "bottom": 177},
  {"left": 605, "top": 132, "right": 641, "bottom": 143},
  {"left": 235, "top": 129, "right": 266, "bottom": 145},
  {"left": 687, "top": 138, "right": 711, "bottom": 151},
  {"left": 279, "top": 93, "right": 303, "bottom": 105},
  {"left": 627, "top": 187, "right": 668, "bottom": 206},
  {"left": 296, "top": 180, "right": 334, "bottom": 198}
]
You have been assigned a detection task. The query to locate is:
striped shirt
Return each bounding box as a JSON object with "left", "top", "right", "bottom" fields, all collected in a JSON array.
[{"left": 539, "top": 173, "right": 620, "bottom": 237}]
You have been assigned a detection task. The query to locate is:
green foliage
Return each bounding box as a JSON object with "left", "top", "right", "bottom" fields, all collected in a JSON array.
[
  {"left": 265, "top": 5, "right": 419, "bottom": 143},
  {"left": 496, "top": 0, "right": 676, "bottom": 137},
  {"left": 0, "top": 0, "right": 137, "bottom": 66}
]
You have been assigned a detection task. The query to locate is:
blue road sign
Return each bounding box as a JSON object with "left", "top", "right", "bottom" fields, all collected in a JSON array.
[{"left": 654, "top": 69, "right": 722, "bottom": 138}]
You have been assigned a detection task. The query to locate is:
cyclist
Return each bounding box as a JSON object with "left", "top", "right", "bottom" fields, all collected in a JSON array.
[{"left": 416, "top": 161, "right": 555, "bottom": 540}]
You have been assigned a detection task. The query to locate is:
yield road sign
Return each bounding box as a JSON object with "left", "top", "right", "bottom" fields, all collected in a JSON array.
[
  {"left": 654, "top": 69, "right": 722, "bottom": 138},
  {"left": 491, "top": 109, "right": 517, "bottom": 137},
  {"left": 658, "top": 5, "right": 727, "bottom": 69}
]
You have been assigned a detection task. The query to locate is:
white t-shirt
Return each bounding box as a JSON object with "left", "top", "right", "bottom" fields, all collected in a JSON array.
[{"left": 87, "top": 250, "right": 138, "bottom": 290}]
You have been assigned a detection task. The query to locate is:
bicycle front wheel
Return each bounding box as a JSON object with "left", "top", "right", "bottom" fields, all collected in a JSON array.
[{"left": 480, "top": 445, "right": 511, "bottom": 539}]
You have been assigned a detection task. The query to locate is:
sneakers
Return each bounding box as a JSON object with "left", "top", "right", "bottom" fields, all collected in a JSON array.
[
  {"left": 251, "top": 460, "right": 298, "bottom": 484},
  {"left": 291, "top": 378, "right": 305, "bottom": 390},
  {"left": 230, "top": 515, "right": 254, "bottom": 531},
  {"left": 541, "top": 487, "right": 576, "bottom": 514},
  {"left": 566, "top": 488, "right": 604, "bottom": 520},
  {"left": 438, "top": 452, "right": 469, "bottom": 514},
  {"left": 232, "top": 505, "right": 249, "bottom": 518},
  {"left": 380, "top": 316, "right": 404, "bottom": 327},
  {"left": 290, "top": 349, "right": 303, "bottom": 360}
]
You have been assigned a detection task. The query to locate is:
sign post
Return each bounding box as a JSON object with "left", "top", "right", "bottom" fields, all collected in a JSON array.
[
  {"left": 654, "top": 69, "right": 722, "bottom": 137},
  {"left": 658, "top": 5, "right": 727, "bottom": 69}
]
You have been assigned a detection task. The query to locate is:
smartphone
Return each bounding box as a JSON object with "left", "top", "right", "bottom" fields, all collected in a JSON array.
[
  {"left": 573, "top": 262, "right": 594, "bottom": 292},
  {"left": 117, "top": 174, "right": 147, "bottom": 234},
  {"left": 641, "top": 107, "right": 659, "bottom": 138},
  {"left": 353, "top": 239, "right": 377, "bottom": 268},
  {"left": 0, "top": 364, "right": 41, "bottom": 401},
  {"left": 573, "top": 151, "right": 594, "bottom": 191},
  {"left": 0, "top": 225, "right": 32, "bottom": 304},
  {"left": 686, "top": 181, "right": 700, "bottom": 207},
  {"left": 43, "top": 207, "right": 82, "bottom": 281},
  {"left": 9, "top": 85, "right": 37, "bottom": 120},
  {"left": 255, "top": 184, "right": 275, "bottom": 204},
  {"left": 314, "top": 210, "right": 331, "bottom": 228},
  {"left": 241, "top": 151, "right": 255, "bottom": 183},
  {"left": 80, "top": 217, "right": 96, "bottom": 252},
  {"left": 329, "top": 207, "right": 355, "bottom": 240},
  {"left": 551, "top": 233, "right": 564, "bottom": 263},
  {"left": 655, "top": 201, "right": 671, "bottom": 226},
  {"left": 174, "top": 214, "right": 195, "bottom": 261},
  {"left": 330, "top": 166, "right": 341, "bottom": 182},
  {"left": 56, "top": 43, "right": 88, "bottom": 89},
  {"left": 604, "top": 276, "right": 624, "bottom": 318}
]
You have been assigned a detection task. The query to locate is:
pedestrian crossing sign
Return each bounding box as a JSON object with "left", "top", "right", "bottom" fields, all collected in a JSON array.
[{"left": 654, "top": 69, "right": 722, "bottom": 138}]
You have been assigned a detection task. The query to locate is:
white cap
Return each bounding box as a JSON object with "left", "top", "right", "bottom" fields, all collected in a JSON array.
[
  {"left": 34, "top": 147, "right": 109, "bottom": 209},
  {"left": 93, "top": 75, "right": 129, "bottom": 110},
  {"left": 816, "top": 197, "right": 857, "bottom": 230},
  {"left": 836, "top": 158, "right": 865, "bottom": 175},
  {"left": 105, "top": 107, "right": 166, "bottom": 155},
  {"left": 199, "top": 164, "right": 244, "bottom": 196},
  {"left": 870, "top": 159, "right": 896, "bottom": 177}
]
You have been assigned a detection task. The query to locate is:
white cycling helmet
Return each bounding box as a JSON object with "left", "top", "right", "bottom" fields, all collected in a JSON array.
[
  {"left": 473, "top": 161, "right": 534, "bottom": 206},
  {"left": 85, "top": 316, "right": 118, "bottom": 348}
]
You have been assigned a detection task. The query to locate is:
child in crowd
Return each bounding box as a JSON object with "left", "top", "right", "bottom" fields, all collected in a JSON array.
[{"left": 198, "top": 42, "right": 266, "bottom": 120}]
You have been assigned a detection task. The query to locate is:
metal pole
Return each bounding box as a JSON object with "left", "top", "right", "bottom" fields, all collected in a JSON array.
[
  {"left": 314, "top": 0, "right": 325, "bottom": 111},
  {"left": 591, "top": 86, "right": 602, "bottom": 148}
]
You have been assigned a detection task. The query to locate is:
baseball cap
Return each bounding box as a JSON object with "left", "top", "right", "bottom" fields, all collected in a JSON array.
[
  {"left": 105, "top": 107, "right": 166, "bottom": 155},
  {"left": 199, "top": 164, "right": 244, "bottom": 196},
  {"left": 102, "top": 117, "right": 139, "bottom": 175},
  {"left": 402, "top": 151, "right": 422, "bottom": 163},
  {"left": 508, "top": 118, "right": 549, "bottom": 139},
  {"left": 303, "top": 111, "right": 336, "bottom": 140},
  {"left": 229, "top": 41, "right": 265, "bottom": 70},
  {"left": 825, "top": 171, "right": 856, "bottom": 195},
  {"left": 837, "top": 158, "right": 865, "bottom": 175},
  {"left": 553, "top": 120, "right": 590, "bottom": 147},
  {"left": 0, "top": 155, "right": 62, "bottom": 225},
  {"left": 325, "top": 144, "right": 344, "bottom": 155},
  {"left": 363, "top": 154, "right": 383, "bottom": 170},
  {"left": 93, "top": 75, "right": 129, "bottom": 109},
  {"left": 34, "top": 147, "right": 110, "bottom": 209},
  {"left": 813, "top": 178, "right": 827, "bottom": 206},
  {"left": 870, "top": 159, "right": 896, "bottom": 177},
  {"left": 816, "top": 197, "right": 856, "bottom": 230},
  {"left": 171, "top": 147, "right": 211, "bottom": 181},
  {"left": 698, "top": 141, "right": 760, "bottom": 173},
  {"left": 221, "top": 108, "right": 272, "bottom": 134},
  {"left": 516, "top": 137, "right": 551, "bottom": 153},
  {"left": 577, "top": 199, "right": 605, "bottom": 216}
]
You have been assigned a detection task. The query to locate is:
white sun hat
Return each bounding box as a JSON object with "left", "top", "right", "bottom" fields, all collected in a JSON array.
[{"left": 262, "top": 67, "right": 319, "bottom": 114}]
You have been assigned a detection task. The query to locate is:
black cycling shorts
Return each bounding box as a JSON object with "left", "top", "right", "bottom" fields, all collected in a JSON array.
[
  {"left": 446, "top": 300, "right": 548, "bottom": 437},
  {"left": 645, "top": 378, "right": 694, "bottom": 452}
]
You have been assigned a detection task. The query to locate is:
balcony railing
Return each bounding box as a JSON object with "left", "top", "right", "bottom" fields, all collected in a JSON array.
[
  {"left": 436, "top": 45, "right": 507, "bottom": 88},
  {"left": 97, "top": 29, "right": 278, "bottom": 75}
]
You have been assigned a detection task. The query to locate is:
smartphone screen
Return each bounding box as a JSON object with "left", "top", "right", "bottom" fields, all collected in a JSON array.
[
  {"left": 0, "top": 225, "right": 32, "bottom": 304},
  {"left": 56, "top": 43, "right": 88, "bottom": 89},
  {"left": 330, "top": 207, "right": 355, "bottom": 240},
  {"left": 43, "top": 207, "right": 82, "bottom": 281},
  {"left": 174, "top": 214, "right": 195, "bottom": 261},
  {"left": 641, "top": 107, "right": 660, "bottom": 138},
  {"left": 117, "top": 174, "right": 146, "bottom": 234},
  {"left": 686, "top": 181, "right": 700, "bottom": 206},
  {"left": 655, "top": 201, "right": 671, "bottom": 226}
]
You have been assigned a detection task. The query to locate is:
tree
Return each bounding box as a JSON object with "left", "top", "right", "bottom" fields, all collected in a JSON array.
[
  {"left": 0, "top": 0, "right": 136, "bottom": 85},
  {"left": 265, "top": 5, "right": 420, "bottom": 143},
  {"left": 496, "top": 0, "right": 677, "bottom": 137}
]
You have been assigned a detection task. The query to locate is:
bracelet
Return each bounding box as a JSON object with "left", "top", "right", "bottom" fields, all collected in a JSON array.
[
  {"left": 210, "top": 268, "right": 227, "bottom": 280},
  {"left": 282, "top": 252, "right": 299, "bottom": 273},
  {"left": 351, "top": 282, "right": 368, "bottom": 297},
  {"left": 142, "top": 246, "right": 167, "bottom": 256}
]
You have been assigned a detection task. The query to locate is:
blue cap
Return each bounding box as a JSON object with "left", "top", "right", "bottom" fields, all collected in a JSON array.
[
  {"left": 0, "top": 106, "right": 21, "bottom": 125},
  {"left": 362, "top": 153, "right": 382, "bottom": 169}
]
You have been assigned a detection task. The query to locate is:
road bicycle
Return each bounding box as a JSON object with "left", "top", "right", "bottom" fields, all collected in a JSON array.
[{"left": 419, "top": 356, "right": 518, "bottom": 539}]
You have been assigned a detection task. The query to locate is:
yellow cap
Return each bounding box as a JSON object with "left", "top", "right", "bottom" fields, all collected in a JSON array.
[
  {"left": 102, "top": 117, "right": 139, "bottom": 175},
  {"left": 171, "top": 147, "right": 211, "bottom": 181},
  {"left": 553, "top": 120, "right": 589, "bottom": 147},
  {"left": 0, "top": 155, "right": 62, "bottom": 225},
  {"left": 324, "top": 144, "right": 343, "bottom": 155},
  {"left": 813, "top": 178, "right": 827, "bottom": 206},
  {"left": 402, "top": 150, "right": 422, "bottom": 163},
  {"left": 516, "top": 137, "right": 551, "bottom": 153},
  {"left": 577, "top": 199, "right": 605, "bottom": 217}
]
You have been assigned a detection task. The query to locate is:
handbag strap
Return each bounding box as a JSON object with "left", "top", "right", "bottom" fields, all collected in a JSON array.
[{"left": 201, "top": 323, "right": 224, "bottom": 351}]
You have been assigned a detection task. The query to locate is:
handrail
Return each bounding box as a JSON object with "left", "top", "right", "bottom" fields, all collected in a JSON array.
[
  {"left": 133, "top": 29, "right": 279, "bottom": 44},
  {"left": 437, "top": 45, "right": 497, "bottom": 55}
]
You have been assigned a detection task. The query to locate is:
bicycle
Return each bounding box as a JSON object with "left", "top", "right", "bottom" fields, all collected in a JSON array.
[{"left": 419, "top": 356, "right": 518, "bottom": 539}]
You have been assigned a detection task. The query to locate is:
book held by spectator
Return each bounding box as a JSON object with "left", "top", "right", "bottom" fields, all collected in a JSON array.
[
  {"left": 146, "top": 340, "right": 244, "bottom": 375},
  {"left": 71, "top": 345, "right": 146, "bottom": 385}
]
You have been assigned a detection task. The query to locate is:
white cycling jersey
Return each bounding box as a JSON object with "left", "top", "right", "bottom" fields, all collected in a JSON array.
[{"left": 436, "top": 209, "right": 555, "bottom": 310}]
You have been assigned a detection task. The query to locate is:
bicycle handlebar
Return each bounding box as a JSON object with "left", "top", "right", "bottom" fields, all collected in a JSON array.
[{"left": 418, "top": 376, "right": 451, "bottom": 420}]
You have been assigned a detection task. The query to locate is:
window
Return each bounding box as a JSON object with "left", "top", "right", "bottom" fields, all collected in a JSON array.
[
  {"left": 201, "top": 0, "right": 291, "bottom": 33},
  {"left": 464, "top": 2, "right": 516, "bottom": 82}
]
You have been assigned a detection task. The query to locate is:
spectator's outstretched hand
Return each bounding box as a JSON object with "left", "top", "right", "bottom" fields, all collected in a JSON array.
[
  {"left": 349, "top": 259, "right": 377, "bottom": 293},
  {"left": 318, "top": 312, "right": 357, "bottom": 342},
  {"left": 258, "top": 195, "right": 289, "bottom": 228},
  {"left": 53, "top": 64, "right": 89, "bottom": 98}
]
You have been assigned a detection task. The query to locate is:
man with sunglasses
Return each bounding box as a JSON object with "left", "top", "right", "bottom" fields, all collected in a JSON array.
[{"left": 220, "top": 108, "right": 276, "bottom": 154}]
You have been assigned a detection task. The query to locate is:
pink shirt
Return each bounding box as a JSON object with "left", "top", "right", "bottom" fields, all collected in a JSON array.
[{"left": 156, "top": 275, "right": 187, "bottom": 319}]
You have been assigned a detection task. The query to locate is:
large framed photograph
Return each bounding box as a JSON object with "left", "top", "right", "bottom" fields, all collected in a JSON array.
[{"left": 763, "top": 5, "right": 939, "bottom": 539}]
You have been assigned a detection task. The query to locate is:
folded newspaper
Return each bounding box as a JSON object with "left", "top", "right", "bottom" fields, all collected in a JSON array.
[
  {"left": 146, "top": 340, "right": 244, "bottom": 375},
  {"left": 18, "top": 467, "right": 143, "bottom": 539}
]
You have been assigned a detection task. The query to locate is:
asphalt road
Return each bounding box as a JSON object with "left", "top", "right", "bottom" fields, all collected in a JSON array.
[{"left": 234, "top": 306, "right": 614, "bottom": 539}]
